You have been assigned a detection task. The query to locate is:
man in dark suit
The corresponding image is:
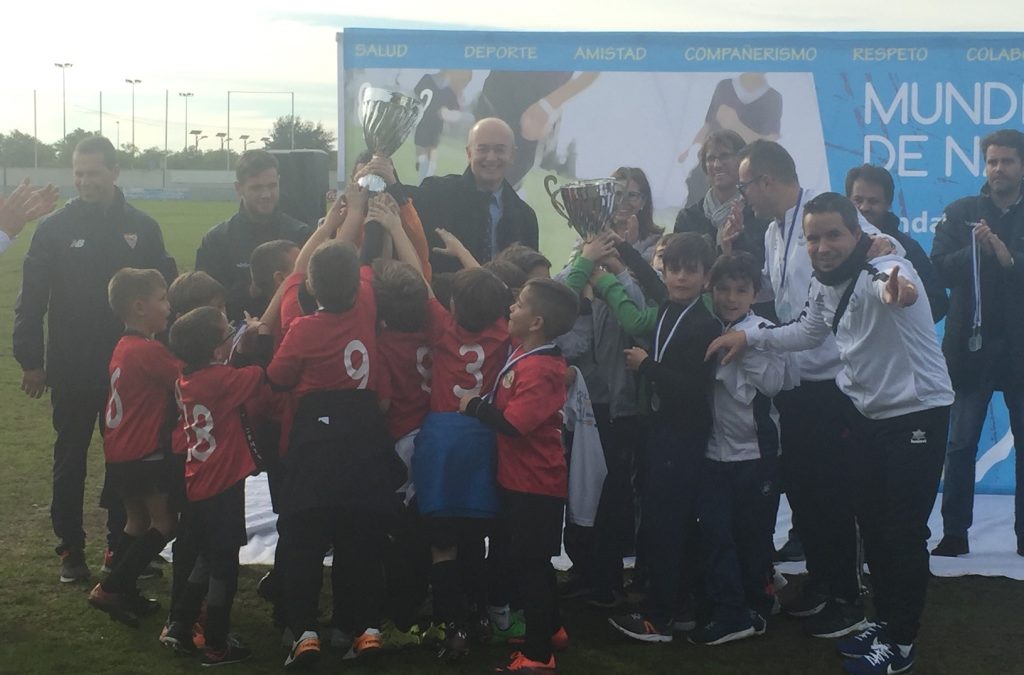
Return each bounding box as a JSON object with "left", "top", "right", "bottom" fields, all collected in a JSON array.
[{"left": 411, "top": 118, "right": 539, "bottom": 274}]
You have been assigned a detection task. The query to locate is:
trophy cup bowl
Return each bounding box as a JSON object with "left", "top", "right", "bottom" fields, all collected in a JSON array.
[
  {"left": 357, "top": 84, "right": 433, "bottom": 192},
  {"left": 543, "top": 175, "right": 623, "bottom": 239}
]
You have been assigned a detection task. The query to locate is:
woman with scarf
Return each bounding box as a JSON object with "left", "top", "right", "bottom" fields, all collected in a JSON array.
[{"left": 674, "top": 130, "right": 770, "bottom": 271}]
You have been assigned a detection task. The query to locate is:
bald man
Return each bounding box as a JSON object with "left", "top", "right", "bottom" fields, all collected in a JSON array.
[{"left": 411, "top": 117, "right": 539, "bottom": 273}]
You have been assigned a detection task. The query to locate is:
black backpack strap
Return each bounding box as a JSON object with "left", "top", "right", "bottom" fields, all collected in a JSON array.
[{"left": 831, "top": 269, "right": 866, "bottom": 335}]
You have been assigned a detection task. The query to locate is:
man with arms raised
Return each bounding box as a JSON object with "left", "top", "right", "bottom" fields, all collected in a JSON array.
[
  {"left": 196, "top": 149, "right": 311, "bottom": 321},
  {"left": 412, "top": 117, "right": 539, "bottom": 274},
  {"left": 931, "top": 129, "right": 1024, "bottom": 558},
  {"left": 14, "top": 136, "right": 177, "bottom": 583},
  {"left": 708, "top": 192, "right": 952, "bottom": 675}
]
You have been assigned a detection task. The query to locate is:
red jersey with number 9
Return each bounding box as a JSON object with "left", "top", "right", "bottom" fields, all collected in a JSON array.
[
  {"left": 103, "top": 334, "right": 181, "bottom": 463},
  {"left": 427, "top": 298, "right": 510, "bottom": 413},
  {"left": 378, "top": 328, "right": 432, "bottom": 440},
  {"left": 267, "top": 266, "right": 379, "bottom": 397},
  {"left": 177, "top": 364, "right": 267, "bottom": 501}
]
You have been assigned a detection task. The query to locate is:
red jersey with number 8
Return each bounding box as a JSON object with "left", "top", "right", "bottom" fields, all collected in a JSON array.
[
  {"left": 103, "top": 334, "right": 181, "bottom": 463},
  {"left": 427, "top": 298, "right": 510, "bottom": 413},
  {"left": 177, "top": 364, "right": 267, "bottom": 501}
]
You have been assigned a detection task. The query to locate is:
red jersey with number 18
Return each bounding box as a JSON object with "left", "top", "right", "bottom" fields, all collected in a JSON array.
[
  {"left": 103, "top": 333, "right": 181, "bottom": 463},
  {"left": 177, "top": 364, "right": 268, "bottom": 501},
  {"left": 267, "top": 266, "right": 379, "bottom": 398},
  {"left": 427, "top": 298, "right": 510, "bottom": 413}
]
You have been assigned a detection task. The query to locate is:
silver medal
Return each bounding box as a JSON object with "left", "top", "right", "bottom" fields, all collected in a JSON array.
[
  {"left": 650, "top": 392, "right": 661, "bottom": 412},
  {"left": 968, "top": 333, "right": 982, "bottom": 352}
]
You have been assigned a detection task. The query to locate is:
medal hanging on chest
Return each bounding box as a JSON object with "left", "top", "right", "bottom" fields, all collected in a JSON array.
[
  {"left": 968, "top": 329, "right": 982, "bottom": 353},
  {"left": 969, "top": 223, "right": 983, "bottom": 353},
  {"left": 650, "top": 391, "right": 661, "bottom": 412}
]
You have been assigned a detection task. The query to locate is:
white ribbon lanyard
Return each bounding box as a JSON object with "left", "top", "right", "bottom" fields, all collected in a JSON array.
[
  {"left": 970, "top": 224, "right": 983, "bottom": 352},
  {"left": 486, "top": 343, "right": 556, "bottom": 401},
  {"left": 653, "top": 298, "right": 700, "bottom": 362}
]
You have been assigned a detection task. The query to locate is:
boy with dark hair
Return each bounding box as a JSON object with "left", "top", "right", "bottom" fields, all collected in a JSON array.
[
  {"left": 169, "top": 306, "right": 272, "bottom": 666},
  {"left": 608, "top": 232, "right": 721, "bottom": 643},
  {"left": 88, "top": 268, "right": 178, "bottom": 627},
  {"left": 498, "top": 243, "right": 552, "bottom": 279},
  {"left": 159, "top": 270, "right": 231, "bottom": 655},
  {"left": 460, "top": 277, "right": 579, "bottom": 673},
  {"left": 250, "top": 239, "right": 300, "bottom": 307},
  {"left": 691, "top": 253, "right": 789, "bottom": 645},
  {"left": 266, "top": 184, "right": 400, "bottom": 668},
  {"left": 411, "top": 264, "right": 513, "bottom": 660},
  {"left": 168, "top": 271, "right": 226, "bottom": 319}
]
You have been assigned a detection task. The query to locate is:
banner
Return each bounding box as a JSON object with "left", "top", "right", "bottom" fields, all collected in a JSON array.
[{"left": 338, "top": 28, "right": 1022, "bottom": 495}]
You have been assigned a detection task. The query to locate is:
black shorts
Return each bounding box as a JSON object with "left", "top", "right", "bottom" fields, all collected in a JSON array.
[
  {"left": 187, "top": 480, "right": 247, "bottom": 552},
  {"left": 500, "top": 489, "right": 564, "bottom": 560},
  {"left": 423, "top": 515, "right": 492, "bottom": 550},
  {"left": 166, "top": 453, "right": 188, "bottom": 514},
  {"left": 102, "top": 455, "right": 172, "bottom": 503}
]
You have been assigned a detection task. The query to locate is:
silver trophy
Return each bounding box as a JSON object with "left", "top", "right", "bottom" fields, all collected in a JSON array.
[
  {"left": 357, "top": 84, "right": 434, "bottom": 192},
  {"left": 544, "top": 175, "right": 624, "bottom": 239}
]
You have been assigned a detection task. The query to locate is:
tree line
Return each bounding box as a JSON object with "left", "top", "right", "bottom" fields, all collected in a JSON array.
[{"left": 0, "top": 116, "right": 337, "bottom": 169}]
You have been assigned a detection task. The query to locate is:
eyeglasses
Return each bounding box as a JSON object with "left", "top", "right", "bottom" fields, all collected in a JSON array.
[{"left": 736, "top": 175, "right": 764, "bottom": 197}]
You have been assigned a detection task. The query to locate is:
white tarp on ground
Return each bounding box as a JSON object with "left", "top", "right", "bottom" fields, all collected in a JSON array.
[{"left": 235, "top": 474, "right": 1022, "bottom": 580}]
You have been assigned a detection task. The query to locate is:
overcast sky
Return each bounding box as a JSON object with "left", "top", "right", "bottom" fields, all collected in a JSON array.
[{"left": 2, "top": 0, "right": 1020, "bottom": 152}]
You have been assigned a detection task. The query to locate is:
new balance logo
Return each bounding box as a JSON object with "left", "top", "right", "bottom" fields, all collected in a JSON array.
[
  {"left": 70, "top": 239, "right": 85, "bottom": 248},
  {"left": 317, "top": 416, "right": 330, "bottom": 425},
  {"left": 911, "top": 429, "right": 927, "bottom": 444}
]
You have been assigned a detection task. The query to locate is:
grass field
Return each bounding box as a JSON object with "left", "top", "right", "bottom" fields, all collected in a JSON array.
[{"left": 1, "top": 201, "right": 1022, "bottom": 674}]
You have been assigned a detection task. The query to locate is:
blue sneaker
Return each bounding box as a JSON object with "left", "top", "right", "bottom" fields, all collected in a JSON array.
[
  {"left": 687, "top": 619, "right": 756, "bottom": 646},
  {"left": 842, "top": 641, "right": 914, "bottom": 675},
  {"left": 836, "top": 622, "right": 887, "bottom": 658}
]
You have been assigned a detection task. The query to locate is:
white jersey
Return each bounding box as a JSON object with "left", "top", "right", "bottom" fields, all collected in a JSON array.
[
  {"left": 706, "top": 312, "right": 792, "bottom": 462},
  {"left": 746, "top": 254, "right": 953, "bottom": 420},
  {"left": 761, "top": 187, "right": 898, "bottom": 383}
]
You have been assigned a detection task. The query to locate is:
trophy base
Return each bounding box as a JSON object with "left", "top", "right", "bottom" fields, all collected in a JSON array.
[{"left": 357, "top": 174, "right": 387, "bottom": 193}]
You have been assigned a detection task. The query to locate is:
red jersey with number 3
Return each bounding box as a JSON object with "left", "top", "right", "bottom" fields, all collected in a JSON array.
[
  {"left": 267, "top": 266, "right": 379, "bottom": 398},
  {"left": 103, "top": 334, "right": 181, "bottom": 463},
  {"left": 379, "top": 328, "right": 432, "bottom": 440},
  {"left": 427, "top": 298, "right": 510, "bottom": 413},
  {"left": 177, "top": 364, "right": 267, "bottom": 501}
]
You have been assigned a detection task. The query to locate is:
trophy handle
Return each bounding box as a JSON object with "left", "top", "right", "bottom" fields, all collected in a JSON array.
[
  {"left": 358, "top": 82, "right": 372, "bottom": 105},
  {"left": 543, "top": 175, "right": 569, "bottom": 221}
]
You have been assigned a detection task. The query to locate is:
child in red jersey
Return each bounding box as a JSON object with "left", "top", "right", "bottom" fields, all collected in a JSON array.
[
  {"left": 460, "top": 278, "right": 580, "bottom": 673},
  {"left": 267, "top": 186, "right": 402, "bottom": 667},
  {"left": 159, "top": 270, "right": 228, "bottom": 654},
  {"left": 169, "top": 306, "right": 272, "bottom": 666},
  {"left": 410, "top": 261, "right": 515, "bottom": 660},
  {"left": 365, "top": 203, "right": 435, "bottom": 649},
  {"left": 88, "top": 268, "right": 178, "bottom": 627}
]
